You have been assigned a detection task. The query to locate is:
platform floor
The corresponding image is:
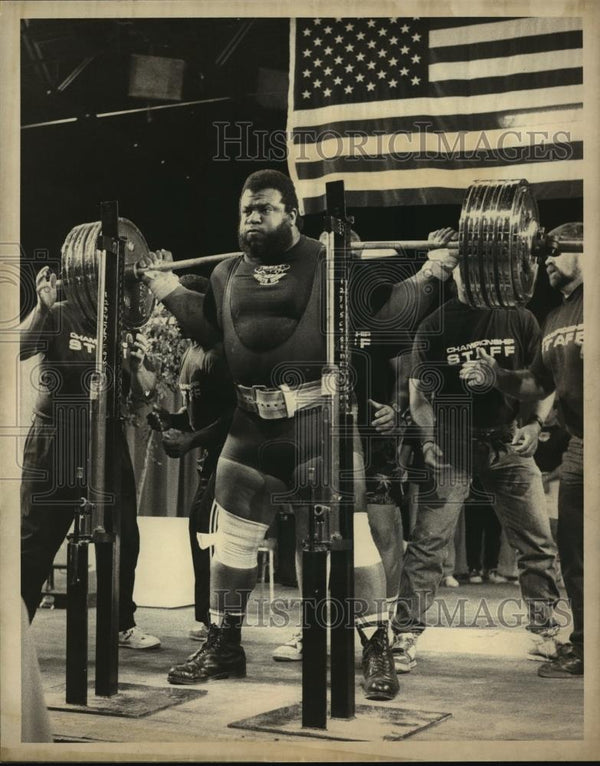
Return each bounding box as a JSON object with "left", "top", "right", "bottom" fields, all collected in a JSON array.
[{"left": 25, "top": 581, "right": 585, "bottom": 758}]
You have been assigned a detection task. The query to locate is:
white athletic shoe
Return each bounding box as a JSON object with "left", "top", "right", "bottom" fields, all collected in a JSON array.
[
  {"left": 272, "top": 631, "right": 303, "bottom": 662},
  {"left": 485, "top": 570, "right": 509, "bottom": 584},
  {"left": 528, "top": 628, "right": 561, "bottom": 662},
  {"left": 118, "top": 626, "right": 161, "bottom": 650},
  {"left": 442, "top": 575, "right": 460, "bottom": 588},
  {"left": 188, "top": 622, "right": 209, "bottom": 642},
  {"left": 390, "top": 631, "right": 418, "bottom": 673}
]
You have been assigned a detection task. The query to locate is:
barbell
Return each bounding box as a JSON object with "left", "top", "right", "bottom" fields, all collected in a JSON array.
[{"left": 58, "top": 178, "right": 583, "bottom": 329}]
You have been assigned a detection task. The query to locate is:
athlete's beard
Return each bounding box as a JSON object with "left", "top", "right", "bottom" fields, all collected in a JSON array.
[
  {"left": 238, "top": 219, "right": 295, "bottom": 263},
  {"left": 548, "top": 266, "right": 581, "bottom": 292}
]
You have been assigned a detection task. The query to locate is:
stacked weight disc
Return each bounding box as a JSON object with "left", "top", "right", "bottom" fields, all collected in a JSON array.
[
  {"left": 458, "top": 179, "right": 540, "bottom": 308},
  {"left": 60, "top": 218, "right": 155, "bottom": 330}
]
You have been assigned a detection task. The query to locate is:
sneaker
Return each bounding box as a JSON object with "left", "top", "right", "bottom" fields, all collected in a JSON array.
[
  {"left": 272, "top": 631, "right": 302, "bottom": 662},
  {"left": 390, "top": 631, "right": 418, "bottom": 673},
  {"left": 360, "top": 627, "right": 399, "bottom": 701},
  {"left": 167, "top": 624, "right": 246, "bottom": 684},
  {"left": 189, "top": 622, "right": 209, "bottom": 643},
  {"left": 118, "top": 626, "right": 161, "bottom": 650},
  {"left": 538, "top": 644, "right": 583, "bottom": 678},
  {"left": 527, "top": 626, "right": 561, "bottom": 662},
  {"left": 468, "top": 570, "right": 483, "bottom": 584},
  {"left": 441, "top": 575, "right": 460, "bottom": 588},
  {"left": 485, "top": 570, "right": 508, "bottom": 584}
]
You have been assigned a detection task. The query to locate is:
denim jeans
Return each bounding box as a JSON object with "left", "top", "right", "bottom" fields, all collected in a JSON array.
[
  {"left": 557, "top": 436, "right": 583, "bottom": 656},
  {"left": 394, "top": 435, "right": 560, "bottom": 633}
]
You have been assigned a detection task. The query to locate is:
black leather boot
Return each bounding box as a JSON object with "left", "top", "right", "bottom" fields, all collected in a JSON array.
[
  {"left": 361, "top": 626, "right": 400, "bottom": 701},
  {"left": 167, "top": 624, "right": 246, "bottom": 685}
]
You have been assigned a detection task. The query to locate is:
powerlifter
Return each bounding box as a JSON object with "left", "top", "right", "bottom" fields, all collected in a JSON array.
[{"left": 140, "top": 170, "right": 457, "bottom": 700}]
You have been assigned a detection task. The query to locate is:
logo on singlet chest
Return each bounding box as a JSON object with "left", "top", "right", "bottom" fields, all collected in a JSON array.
[{"left": 253, "top": 263, "right": 291, "bottom": 285}]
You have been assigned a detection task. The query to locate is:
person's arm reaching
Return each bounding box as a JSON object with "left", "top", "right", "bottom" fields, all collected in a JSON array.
[
  {"left": 371, "top": 227, "right": 458, "bottom": 322},
  {"left": 512, "top": 392, "right": 556, "bottom": 456},
  {"left": 140, "top": 249, "right": 222, "bottom": 347},
  {"left": 409, "top": 378, "right": 450, "bottom": 471},
  {"left": 126, "top": 331, "right": 158, "bottom": 405},
  {"left": 19, "top": 267, "right": 57, "bottom": 360},
  {"left": 459, "top": 346, "right": 552, "bottom": 401},
  {"left": 161, "top": 411, "right": 233, "bottom": 458}
]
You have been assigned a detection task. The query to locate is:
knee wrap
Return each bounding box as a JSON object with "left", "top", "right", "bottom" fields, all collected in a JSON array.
[
  {"left": 212, "top": 504, "right": 268, "bottom": 570},
  {"left": 354, "top": 512, "right": 382, "bottom": 568}
]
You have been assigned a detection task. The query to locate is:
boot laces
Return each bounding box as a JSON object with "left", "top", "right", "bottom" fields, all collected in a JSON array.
[
  {"left": 363, "top": 630, "right": 391, "bottom": 675},
  {"left": 187, "top": 624, "right": 220, "bottom": 664}
]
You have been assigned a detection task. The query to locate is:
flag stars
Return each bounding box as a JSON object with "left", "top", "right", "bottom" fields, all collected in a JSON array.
[
  {"left": 357, "top": 31, "right": 365, "bottom": 40},
  {"left": 313, "top": 58, "right": 322, "bottom": 67},
  {"left": 302, "top": 68, "right": 311, "bottom": 77},
  {"left": 389, "top": 17, "right": 397, "bottom": 23},
  {"left": 400, "top": 67, "right": 409, "bottom": 76},
  {"left": 324, "top": 46, "right": 333, "bottom": 55},
  {"left": 302, "top": 89, "right": 311, "bottom": 98},
  {"left": 345, "top": 63, "right": 354, "bottom": 73},
  {"left": 314, "top": 37, "right": 322, "bottom": 46},
  {"left": 366, "top": 82, "right": 376, "bottom": 91},
  {"left": 356, "top": 52, "right": 365, "bottom": 61},
  {"left": 303, "top": 28, "right": 311, "bottom": 37},
  {"left": 335, "top": 35, "right": 343, "bottom": 44},
  {"left": 377, "top": 69, "right": 387, "bottom": 79},
  {"left": 367, "top": 60, "right": 376, "bottom": 70},
  {"left": 389, "top": 36, "right": 398, "bottom": 45},
  {"left": 334, "top": 55, "right": 343, "bottom": 64},
  {"left": 411, "top": 76, "right": 421, "bottom": 85},
  {"left": 367, "top": 40, "right": 376, "bottom": 48},
  {"left": 313, "top": 78, "right": 322, "bottom": 87},
  {"left": 345, "top": 22, "right": 354, "bottom": 31},
  {"left": 314, "top": 18, "right": 321, "bottom": 25},
  {"left": 401, "top": 24, "right": 409, "bottom": 33},
  {"left": 367, "top": 19, "right": 376, "bottom": 27},
  {"left": 411, "top": 54, "right": 421, "bottom": 63},
  {"left": 345, "top": 43, "right": 354, "bottom": 52},
  {"left": 412, "top": 33, "right": 421, "bottom": 42},
  {"left": 333, "top": 75, "right": 342, "bottom": 85},
  {"left": 323, "top": 87, "right": 332, "bottom": 97},
  {"left": 324, "top": 25, "right": 332, "bottom": 34},
  {"left": 378, "top": 48, "right": 387, "bottom": 58},
  {"left": 389, "top": 56, "right": 398, "bottom": 66},
  {"left": 389, "top": 78, "right": 398, "bottom": 87},
  {"left": 378, "top": 27, "right": 388, "bottom": 37},
  {"left": 303, "top": 49, "right": 312, "bottom": 57},
  {"left": 323, "top": 66, "right": 332, "bottom": 75},
  {"left": 400, "top": 45, "right": 410, "bottom": 54},
  {"left": 344, "top": 84, "right": 353, "bottom": 93},
  {"left": 356, "top": 72, "right": 365, "bottom": 82}
]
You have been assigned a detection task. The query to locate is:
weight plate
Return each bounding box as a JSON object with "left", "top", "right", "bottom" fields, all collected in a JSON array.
[
  {"left": 117, "top": 218, "right": 156, "bottom": 330},
  {"left": 458, "top": 179, "right": 541, "bottom": 308},
  {"left": 60, "top": 216, "right": 156, "bottom": 332}
]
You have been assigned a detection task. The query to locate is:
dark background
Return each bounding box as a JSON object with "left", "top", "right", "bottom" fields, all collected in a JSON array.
[{"left": 21, "top": 18, "right": 582, "bottom": 322}]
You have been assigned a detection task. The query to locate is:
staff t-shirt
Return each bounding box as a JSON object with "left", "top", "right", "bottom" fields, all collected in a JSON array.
[
  {"left": 25, "top": 300, "right": 134, "bottom": 419},
  {"left": 411, "top": 298, "right": 541, "bottom": 429},
  {"left": 530, "top": 284, "right": 583, "bottom": 438}
]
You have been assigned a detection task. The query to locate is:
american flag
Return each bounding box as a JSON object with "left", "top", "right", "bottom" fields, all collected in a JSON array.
[{"left": 286, "top": 17, "right": 583, "bottom": 212}]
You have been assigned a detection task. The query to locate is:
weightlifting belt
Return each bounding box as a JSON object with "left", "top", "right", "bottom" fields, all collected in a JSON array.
[{"left": 236, "top": 380, "right": 323, "bottom": 420}]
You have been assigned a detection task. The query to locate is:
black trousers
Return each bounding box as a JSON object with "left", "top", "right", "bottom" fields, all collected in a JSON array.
[
  {"left": 21, "top": 414, "right": 139, "bottom": 631},
  {"left": 188, "top": 470, "right": 216, "bottom": 625},
  {"left": 558, "top": 436, "right": 583, "bottom": 656}
]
